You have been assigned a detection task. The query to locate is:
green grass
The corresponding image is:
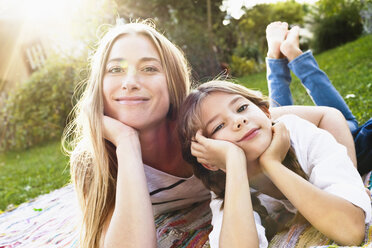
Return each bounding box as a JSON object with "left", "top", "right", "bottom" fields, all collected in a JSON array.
[
  {"left": 238, "top": 35, "right": 372, "bottom": 124},
  {"left": 0, "top": 140, "right": 70, "bottom": 212}
]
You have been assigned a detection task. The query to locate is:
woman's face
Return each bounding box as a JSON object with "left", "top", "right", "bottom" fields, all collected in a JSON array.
[
  {"left": 102, "top": 34, "right": 170, "bottom": 130},
  {"left": 200, "top": 92, "right": 273, "bottom": 162}
]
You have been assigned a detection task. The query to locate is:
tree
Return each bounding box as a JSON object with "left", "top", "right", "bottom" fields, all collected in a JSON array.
[
  {"left": 231, "top": 1, "right": 305, "bottom": 62},
  {"left": 308, "top": 0, "right": 364, "bottom": 53},
  {"left": 115, "top": 0, "right": 225, "bottom": 81}
]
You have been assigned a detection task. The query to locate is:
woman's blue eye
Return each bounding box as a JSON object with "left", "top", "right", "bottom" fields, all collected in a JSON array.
[
  {"left": 108, "top": 67, "right": 123, "bottom": 73},
  {"left": 142, "top": 66, "right": 158, "bottom": 72},
  {"left": 212, "top": 123, "right": 224, "bottom": 134},
  {"left": 237, "top": 104, "right": 248, "bottom": 112}
]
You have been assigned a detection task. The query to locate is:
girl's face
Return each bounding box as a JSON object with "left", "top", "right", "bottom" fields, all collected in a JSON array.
[
  {"left": 102, "top": 34, "right": 170, "bottom": 130},
  {"left": 200, "top": 92, "right": 273, "bottom": 162}
]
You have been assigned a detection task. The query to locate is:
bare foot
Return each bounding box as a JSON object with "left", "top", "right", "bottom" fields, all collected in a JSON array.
[
  {"left": 266, "top": 21, "right": 288, "bottom": 59},
  {"left": 280, "top": 26, "right": 303, "bottom": 62}
]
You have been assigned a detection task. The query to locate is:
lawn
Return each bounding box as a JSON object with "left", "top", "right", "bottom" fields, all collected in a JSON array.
[
  {"left": 238, "top": 34, "right": 372, "bottom": 124},
  {"left": 0, "top": 141, "right": 70, "bottom": 212},
  {"left": 0, "top": 35, "right": 371, "bottom": 212}
]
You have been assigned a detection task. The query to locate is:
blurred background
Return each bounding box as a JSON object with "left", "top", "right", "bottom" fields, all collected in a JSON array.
[{"left": 0, "top": 0, "right": 371, "bottom": 211}]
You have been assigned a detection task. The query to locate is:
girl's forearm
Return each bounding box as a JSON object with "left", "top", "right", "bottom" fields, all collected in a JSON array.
[
  {"left": 270, "top": 106, "right": 357, "bottom": 167},
  {"left": 263, "top": 161, "right": 365, "bottom": 246},
  {"left": 220, "top": 150, "right": 259, "bottom": 248},
  {"left": 104, "top": 144, "right": 156, "bottom": 248}
]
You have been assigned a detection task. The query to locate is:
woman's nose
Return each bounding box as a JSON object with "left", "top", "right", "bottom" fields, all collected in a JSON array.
[
  {"left": 121, "top": 70, "right": 140, "bottom": 91},
  {"left": 233, "top": 116, "right": 247, "bottom": 130}
]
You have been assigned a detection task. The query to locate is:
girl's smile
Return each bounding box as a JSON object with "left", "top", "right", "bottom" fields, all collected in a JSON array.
[
  {"left": 237, "top": 128, "right": 260, "bottom": 142},
  {"left": 200, "top": 92, "right": 273, "bottom": 162}
]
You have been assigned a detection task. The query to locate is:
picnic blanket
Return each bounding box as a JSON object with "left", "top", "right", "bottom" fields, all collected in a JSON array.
[
  {"left": 1, "top": 172, "right": 371, "bottom": 248},
  {"left": 0, "top": 184, "right": 212, "bottom": 248}
]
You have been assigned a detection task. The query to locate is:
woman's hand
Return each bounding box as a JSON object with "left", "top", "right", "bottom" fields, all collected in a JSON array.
[
  {"left": 191, "top": 130, "right": 244, "bottom": 171},
  {"left": 259, "top": 122, "right": 290, "bottom": 169},
  {"left": 102, "top": 115, "right": 139, "bottom": 147}
]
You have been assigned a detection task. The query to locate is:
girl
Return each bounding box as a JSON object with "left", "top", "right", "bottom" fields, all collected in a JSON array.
[{"left": 178, "top": 80, "right": 371, "bottom": 247}]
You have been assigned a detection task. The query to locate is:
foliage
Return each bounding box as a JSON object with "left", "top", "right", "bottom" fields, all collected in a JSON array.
[
  {"left": 238, "top": 35, "right": 372, "bottom": 124},
  {"left": 308, "top": 0, "right": 364, "bottom": 53},
  {"left": 115, "top": 0, "right": 225, "bottom": 81},
  {"left": 229, "top": 1, "right": 305, "bottom": 63},
  {"left": 229, "top": 55, "right": 259, "bottom": 77},
  {"left": 0, "top": 55, "right": 87, "bottom": 152},
  {"left": 0, "top": 141, "right": 70, "bottom": 211},
  {"left": 361, "top": 0, "right": 372, "bottom": 34}
]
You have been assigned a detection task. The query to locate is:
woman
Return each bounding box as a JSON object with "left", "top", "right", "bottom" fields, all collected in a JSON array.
[{"left": 63, "top": 20, "right": 356, "bottom": 248}]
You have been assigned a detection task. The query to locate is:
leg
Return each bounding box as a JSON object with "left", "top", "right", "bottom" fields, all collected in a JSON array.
[
  {"left": 282, "top": 27, "right": 358, "bottom": 132},
  {"left": 266, "top": 22, "right": 293, "bottom": 107}
]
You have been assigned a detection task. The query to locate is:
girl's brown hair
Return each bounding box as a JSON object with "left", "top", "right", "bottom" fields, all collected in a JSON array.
[{"left": 178, "top": 80, "right": 308, "bottom": 240}]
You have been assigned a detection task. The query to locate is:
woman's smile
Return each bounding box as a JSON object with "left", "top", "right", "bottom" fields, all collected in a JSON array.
[{"left": 115, "top": 96, "right": 150, "bottom": 105}]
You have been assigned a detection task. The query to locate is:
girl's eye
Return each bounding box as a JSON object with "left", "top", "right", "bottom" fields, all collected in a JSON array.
[
  {"left": 237, "top": 104, "right": 248, "bottom": 112},
  {"left": 108, "top": 66, "right": 124, "bottom": 73},
  {"left": 212, "top": 123, "right": 224, "bottom": 135},
  {"left": 142, "top": 66, "right": 158, "bottom": 72}
]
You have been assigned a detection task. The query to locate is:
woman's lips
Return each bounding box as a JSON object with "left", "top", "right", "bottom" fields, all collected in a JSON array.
[
  {"left": 115, "top": 96, "right": 149, "bottom": 105},
  {"left": 238, "top": 128, "right": 259, "bottom": 142}
]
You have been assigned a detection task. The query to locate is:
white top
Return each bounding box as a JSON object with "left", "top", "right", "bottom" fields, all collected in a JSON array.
[
  {"left": 144, "top": 164, "right": 210, "bottom": 215},
  {"left": 209, "top": 114, "right": 372, "bottom": 248}
]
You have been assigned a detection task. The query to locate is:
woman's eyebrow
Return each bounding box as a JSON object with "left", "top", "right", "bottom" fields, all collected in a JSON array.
[
  {"left": 106, "top": 57, "right": 161, "bottom": 64},
  {"left": 140, "top": 57, "right": 161, "bottom": 63}
]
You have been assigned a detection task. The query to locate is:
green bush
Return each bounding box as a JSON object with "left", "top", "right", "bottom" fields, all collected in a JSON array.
[
  {"left": 229, "top": 55, "right": 259, "bottom": 77},
  {"left": 0, "top": 56, "right": 86, "bottom": 152},
  {"left": 310, "top": 0, "right": 363, "bottom": 53}
]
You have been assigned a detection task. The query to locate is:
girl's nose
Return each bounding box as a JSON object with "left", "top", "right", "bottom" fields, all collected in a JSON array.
[{"left": 233, "top": 116, "right": 247, "bottom": 130}]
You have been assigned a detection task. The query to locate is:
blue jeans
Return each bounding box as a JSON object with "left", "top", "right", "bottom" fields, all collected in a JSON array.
[{"left": 266, "top": 51, "right": 358, "bottom": 132}]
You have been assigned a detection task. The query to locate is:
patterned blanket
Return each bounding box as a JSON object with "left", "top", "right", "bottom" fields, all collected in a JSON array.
[{"left": 1, "top": 172, "right": 371, "bottom": 248}]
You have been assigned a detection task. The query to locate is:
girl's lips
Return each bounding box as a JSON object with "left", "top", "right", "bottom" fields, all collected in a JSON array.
[{"left": 238, "top": 128, "right": 259, "bottom": 142}]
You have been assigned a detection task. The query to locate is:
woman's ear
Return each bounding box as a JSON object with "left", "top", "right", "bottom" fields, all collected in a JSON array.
[{"left": 201, "top": 163, "right": 219, "bottom": 171}]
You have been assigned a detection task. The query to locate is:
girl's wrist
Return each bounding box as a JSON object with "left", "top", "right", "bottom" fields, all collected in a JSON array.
[
  {"left": 225, "top": 146, "right": 247, "bottom": 169},
  {"left": 260, "top": 159, "right": 283, "bottom": 176}
]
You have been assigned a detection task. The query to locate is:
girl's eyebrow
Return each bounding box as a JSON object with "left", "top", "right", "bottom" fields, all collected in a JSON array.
[{"left": 204, "top": 95, "right": 244, "bottom": 129}]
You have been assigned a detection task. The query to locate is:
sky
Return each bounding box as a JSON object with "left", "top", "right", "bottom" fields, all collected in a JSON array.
[{"left": 222, "top": 0, "right": 319, "bottom": 19}]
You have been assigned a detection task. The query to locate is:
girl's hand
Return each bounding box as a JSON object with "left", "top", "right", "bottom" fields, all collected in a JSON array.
[
  {"left": 259, "top": 122, "right": 290, "bottom": 169},
  {"left": 191, "top": 130, "right": 244, "bottom": 171},
  {"left": 102, "top": 115, "right": 139, "bottom": 147}
]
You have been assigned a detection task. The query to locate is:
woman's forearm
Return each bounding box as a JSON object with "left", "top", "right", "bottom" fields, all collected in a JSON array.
[
  {"left": 104, "top": 143, "right": 156, "bottom": 248},
  {"left": 263, "top": 161, "right": 365, "bottom": 246},
  {"left": 220, "top": 149, "right": 259, "bottom": 248}
]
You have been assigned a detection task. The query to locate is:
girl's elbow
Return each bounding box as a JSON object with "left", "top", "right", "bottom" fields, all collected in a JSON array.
[
  {"left": 349, "top": 221, "right": 366, "bottom": 246},
  {"left": 339, "top": 218, "right": 365, "bottom": 246}
]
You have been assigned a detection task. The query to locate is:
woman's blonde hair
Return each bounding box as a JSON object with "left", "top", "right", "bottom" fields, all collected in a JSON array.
[
  {"left": 178, "top": 80, "right": 308, "bottom": 240},
  {"left": 63, "top": 20, "right": 191, "bottom": 248}
]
